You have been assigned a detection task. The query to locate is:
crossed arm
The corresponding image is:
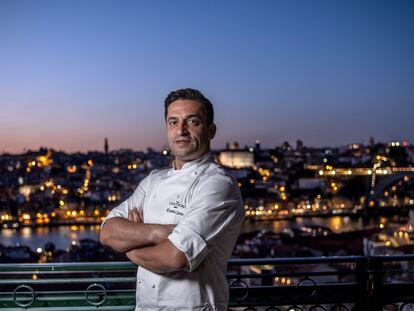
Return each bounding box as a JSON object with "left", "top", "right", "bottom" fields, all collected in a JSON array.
[{"left": 100, "top": 208, "right": 188, "bottom": 273}]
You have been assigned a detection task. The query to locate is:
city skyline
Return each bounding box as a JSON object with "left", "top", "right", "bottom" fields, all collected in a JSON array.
[
  {"left": 1, "top": 0, "right": 414, "bottom": 153},
  {"left": 0, "top": 136, "right": 412, "bottom": 156}
]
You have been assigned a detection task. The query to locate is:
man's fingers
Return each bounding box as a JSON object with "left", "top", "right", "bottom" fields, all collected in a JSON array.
[
  {"left": 128, "top": 208, "right": 138, "bottom": 222},
  {"left": 130, "top": 208, "right": 141, "bottom": 223},
  {"left": 127, "top": 208, "right": 143, "bottom": 223}
]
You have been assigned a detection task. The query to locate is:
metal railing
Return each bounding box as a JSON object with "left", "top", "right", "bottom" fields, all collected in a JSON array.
[{"left": 1, "top": 256, "right": 414, "bottom": 310}]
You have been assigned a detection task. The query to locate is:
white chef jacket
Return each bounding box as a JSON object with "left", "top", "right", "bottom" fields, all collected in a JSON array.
[{"left": 102, "top": 153, "right": 244, "bottom": 311}]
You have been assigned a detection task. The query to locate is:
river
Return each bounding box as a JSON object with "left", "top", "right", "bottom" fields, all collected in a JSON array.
[{"left": 0, "top": 215, "right": 400, "bottom": 251}]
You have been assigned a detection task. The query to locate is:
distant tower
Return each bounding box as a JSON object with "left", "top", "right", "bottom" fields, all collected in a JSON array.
[
  {"left": 282, "top": 141, "right": 292, "bottom": 151},
  {"left": 104, "top": 137, "right": 109, "bottom": 154},
  {"left": 296, "top": 139, "right": 304, "bottom": 151},
  {"left": 230, "top": 142, "right": 239, "bottom": 150},
  {"left": 369, "top": 137, "right": 375, "bottom": 147},
  {"left": 255, "top": 139, "right": 261, "bottom": 151}
]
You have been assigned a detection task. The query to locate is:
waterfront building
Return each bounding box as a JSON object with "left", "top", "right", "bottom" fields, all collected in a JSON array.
[{"left": 218, "top": 149, "right": 254, "bottom": 168}]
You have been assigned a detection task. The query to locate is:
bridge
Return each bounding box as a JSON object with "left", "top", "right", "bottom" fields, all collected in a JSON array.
[
  {"left": 305, "top": 165, "right": 414, "bottom": 207},
  {"left": 369, "top": 171, "right": 414, "bottom": 200}
]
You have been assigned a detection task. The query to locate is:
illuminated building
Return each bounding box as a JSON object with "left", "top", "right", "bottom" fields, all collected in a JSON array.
[{"left": 218, "top": 150, "right": 254, "bottom": 169}]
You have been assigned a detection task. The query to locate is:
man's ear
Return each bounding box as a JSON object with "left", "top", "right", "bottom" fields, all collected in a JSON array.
[{"left": 208, "top": 123, "right": 217, "bottom": 139}]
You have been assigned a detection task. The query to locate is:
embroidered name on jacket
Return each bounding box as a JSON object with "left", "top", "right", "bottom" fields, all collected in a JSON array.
[{"left": 166, "top": 200, "right": 185, "bottom": 216}]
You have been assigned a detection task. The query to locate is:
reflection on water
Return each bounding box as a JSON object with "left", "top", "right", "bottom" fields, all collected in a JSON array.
[
  {"left": 21, "top": 227, "right": 31, "bottom": 239},
  {"left": 0, "top": 216, "right": 402, "bottom": 251},
  {"left": 0, "top": 226, "right": 101, "bottom": 250},
  {"left": 241, "top": 216, "right": 389, "bottom": 234},
  {"left": 1, "top": 229, "right": 14, "bottom": 239},
  {"left": 330, "top": 217, "right": 343, "bottom": 231}
]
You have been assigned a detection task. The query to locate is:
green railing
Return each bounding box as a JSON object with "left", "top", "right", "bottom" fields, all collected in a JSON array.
[
  {"left": 1, "top": 256, "right": 414, "bottom": 310},
  {"left": 0, "top": 262, "right": 136, "bottom": 310}
]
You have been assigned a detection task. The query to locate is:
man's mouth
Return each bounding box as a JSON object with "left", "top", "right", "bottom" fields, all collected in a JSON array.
[{"left": 175, "top": 139, "right": 191, "bottom": 145}]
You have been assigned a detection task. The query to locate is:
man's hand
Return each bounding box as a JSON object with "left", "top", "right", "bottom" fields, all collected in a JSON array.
[
  {"left": 126, "top": 208, "right": 174, "bottom": 244},
  {"left": 152, "top": 224, "right": 176, "bottom": 244},
  {"left": 128, "top": 207, "right": 143, "bottom": 223},
  {"left": 126, "top": 239, "right": 188, "bottom": 273},
  {"left": 100, "top": 210, "right": 176, "bottom": 253}
]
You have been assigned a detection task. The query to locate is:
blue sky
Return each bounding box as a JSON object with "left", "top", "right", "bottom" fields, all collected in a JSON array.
[{"left": 1, "top": 0, "right": 413, "bottom": 153}]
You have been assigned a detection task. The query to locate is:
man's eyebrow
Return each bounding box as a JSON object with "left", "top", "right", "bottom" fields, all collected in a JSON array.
[
  {"left": 167, "top": 114, "right": 202, "bottom": 120},
  {"left": 184, "top": 114, "right": 202, "bottom": 119}
]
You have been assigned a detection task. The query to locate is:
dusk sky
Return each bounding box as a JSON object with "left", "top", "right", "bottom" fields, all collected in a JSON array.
[{"left": 1, "top": 0, "right": 413, "bottom": 154}]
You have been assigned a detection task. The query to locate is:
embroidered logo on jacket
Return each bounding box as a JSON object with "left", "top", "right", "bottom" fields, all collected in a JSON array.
[{"left": 166, "top": 200, "right": 185, "bottom": 216}]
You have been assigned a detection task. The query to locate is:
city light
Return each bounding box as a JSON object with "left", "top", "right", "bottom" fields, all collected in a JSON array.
[{"left": 0, "top": 138, "right": 413, "bottom": 266}]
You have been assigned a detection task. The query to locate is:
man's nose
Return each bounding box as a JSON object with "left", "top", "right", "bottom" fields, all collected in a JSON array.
[{"left": 177, "top": 121, "right": 189, "bottom": 135}]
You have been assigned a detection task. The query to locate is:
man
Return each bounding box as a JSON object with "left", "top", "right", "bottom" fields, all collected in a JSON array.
[{"left": 100, "top": 88, "right": 244, "bottom": 310}]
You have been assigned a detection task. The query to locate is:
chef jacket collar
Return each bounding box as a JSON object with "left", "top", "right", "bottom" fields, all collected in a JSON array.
[{"left": 171, "top": 152, "right": 213, "bottom": 172}]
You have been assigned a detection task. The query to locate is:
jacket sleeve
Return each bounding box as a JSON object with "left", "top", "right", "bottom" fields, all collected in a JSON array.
[
  {"left": 168, "top": 172, "right": 244, "bottom": 271},
  {"left": 100, "top": 172, "right": 153, "bottom": 227}
]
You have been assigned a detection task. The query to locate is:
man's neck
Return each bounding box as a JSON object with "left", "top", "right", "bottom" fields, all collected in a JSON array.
[{"left": 173, "top": 151, "right": 210, "bottom": 170}]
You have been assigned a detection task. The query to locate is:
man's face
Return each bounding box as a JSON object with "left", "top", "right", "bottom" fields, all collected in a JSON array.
[{"left": 166, "top": 99, "right": 215, "bottom": 169}]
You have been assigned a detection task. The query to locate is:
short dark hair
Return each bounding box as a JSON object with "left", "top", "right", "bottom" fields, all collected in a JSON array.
[{"left": 164, "top": 88, "right": 214, "bottom": 125}]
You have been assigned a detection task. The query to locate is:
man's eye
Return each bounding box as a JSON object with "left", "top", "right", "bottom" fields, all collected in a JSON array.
[
  {"left": 169, "top": 120, "right": 177, "bottom": 126},
  {"left": 188, "top": 119, "right": 200, "bottom": 126}
]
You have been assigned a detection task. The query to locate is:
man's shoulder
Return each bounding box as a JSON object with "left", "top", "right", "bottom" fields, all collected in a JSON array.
[
  {"left": 201, "top": 162, "right": 238, "bottom": 187},
  {"left": 136, "top": 168, "right": 170, "bottom": 191},
  {"left": 196, "top": 162, "right": 244, "bottom": 213},
  {"left": 144, "top": 168, "right": 170, "bottom": 180},
  {"left": 204, "top": 161, "right": 233, "bottom": 176}
]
